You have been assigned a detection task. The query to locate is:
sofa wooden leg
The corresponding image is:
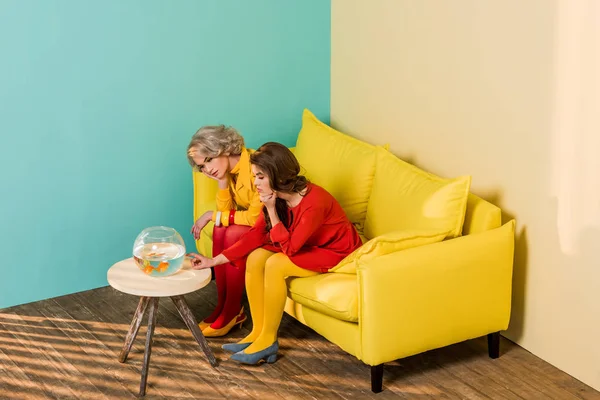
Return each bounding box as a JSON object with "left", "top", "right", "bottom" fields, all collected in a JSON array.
[
  {"left": 488, "top": 332, "right": 500, "bottom": 359},
  {"left": 371, "top": 364, "right": 383, "bottom": 393}
]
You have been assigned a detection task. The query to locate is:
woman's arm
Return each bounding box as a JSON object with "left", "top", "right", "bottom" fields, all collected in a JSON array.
[
  {"left": 229, "top": 188, "right": 263, "bottom": 226},
  {"left": 221, "top": 212, "right": 268, "bottom": 261},
  {"left": 270, "top": 205, "right": 326, "bottom": 256},
  {"left": 214, "top": 172, "right": 234, "bottom": 215},
  {"left": 187, "top": 252, "right": 230, "bottom": 269}
]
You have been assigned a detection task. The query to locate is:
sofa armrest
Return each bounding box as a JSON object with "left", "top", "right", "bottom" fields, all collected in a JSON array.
[
  {"left": 357, "top": 220, "right": 515, "bottom": 365},
  {"left": 193, "top": 171, "right": 218, "bottom": 219},
  {"left": 192, "top": 171, "right": 218, "bottom": 255}
]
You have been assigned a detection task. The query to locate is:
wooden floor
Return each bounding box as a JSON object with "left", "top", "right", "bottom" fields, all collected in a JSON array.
[{"left": 1, "top": 284, "right": 598, "bottom": 400}]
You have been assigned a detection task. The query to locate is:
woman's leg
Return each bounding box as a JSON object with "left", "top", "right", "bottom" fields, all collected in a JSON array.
[
  {"left": 237, "top": 248, "right": 275, "bottom": 344},
  {"left": 210, "top": 225, "right": 251, "bottom": 329},
  {"left": 203, "top": 225, "right": 227, "bottom": 324},
  {"left": 244, "top": 253, "right": 318, "bottom": 354}
]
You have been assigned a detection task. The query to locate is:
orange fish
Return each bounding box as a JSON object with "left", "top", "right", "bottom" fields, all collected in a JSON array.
[{"left": 157, "top": 261, "right": 169, "bottom": 272}]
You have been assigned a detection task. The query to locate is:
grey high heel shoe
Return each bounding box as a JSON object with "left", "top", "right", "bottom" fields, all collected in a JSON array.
[
  {"left": 230, "top": 341, "right": 279, "bottom": 365},
  {"left": 222, "top": 342, "right": 252, "bottom": 353}
]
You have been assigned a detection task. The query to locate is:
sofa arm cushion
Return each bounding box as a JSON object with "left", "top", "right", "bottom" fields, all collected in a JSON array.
[{"left": 330, "top": 229, "right": 448, "bottom": 274}]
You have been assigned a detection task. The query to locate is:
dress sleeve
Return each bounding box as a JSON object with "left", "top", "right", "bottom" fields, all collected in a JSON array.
[
  {"left": 222, "top": 212, "right": 268, "bottom": 261},
  {"left": 269, "top": 205, "right": 326, "bottom": 257}
]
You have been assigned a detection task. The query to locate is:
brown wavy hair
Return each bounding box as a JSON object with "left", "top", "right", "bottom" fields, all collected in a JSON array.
[{"left": 250, "top": 142, "right": 309, "bottom": 231}]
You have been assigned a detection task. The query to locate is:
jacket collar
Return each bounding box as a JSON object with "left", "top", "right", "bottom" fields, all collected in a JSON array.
[{"left": 230, "top": 147, "right": 251, "bottom": 190}]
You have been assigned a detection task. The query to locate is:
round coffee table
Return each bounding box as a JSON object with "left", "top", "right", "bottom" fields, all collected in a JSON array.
[{"left": 107, "top": 257, "right": 217, "bottom": 396}]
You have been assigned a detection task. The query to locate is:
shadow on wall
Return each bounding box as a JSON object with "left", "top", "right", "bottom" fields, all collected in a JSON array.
[
  {"left": 470, "top": 192, "right": 529, "bottom": 342},
  {"left": 502, "top": 197, "right": 600, "bottom": 344},
  {"left": 502, "top": 207, "right": 528, "bottom": 342}
]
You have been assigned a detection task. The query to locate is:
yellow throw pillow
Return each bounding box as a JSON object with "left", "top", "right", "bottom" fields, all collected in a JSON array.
[
  {"left": 331, "top": 229, "right": 448, "bottom": 274},
  {"left": 294, "top": 109, "right": 378, "bottom": 231},
  {"left": 364, "top": 148, "right": 471, "bottom": 240}
]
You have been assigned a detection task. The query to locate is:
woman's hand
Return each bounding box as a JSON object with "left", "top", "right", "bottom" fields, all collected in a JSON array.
[
  {"left": 190, "top": 211, "right": 213, "bottom": 240},
  {"left": 262, "top": 191, "right": 281, "bottom": 227},
  {"left": 260, "top": 191, "right": 277, "bottom": 210},
  {"left": 186, "top": 253, "right": 215, "bottom": 270},
  {"left": 186, "top": 253, "right": 229, "bottom": 270},
  {"left": 203, "top": 170, "right": 230, "bottom": 190}
]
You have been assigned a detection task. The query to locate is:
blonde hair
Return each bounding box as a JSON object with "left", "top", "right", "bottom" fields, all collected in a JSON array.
[{"left": 187, "top": 125, "right": 245, "bottom": 170}]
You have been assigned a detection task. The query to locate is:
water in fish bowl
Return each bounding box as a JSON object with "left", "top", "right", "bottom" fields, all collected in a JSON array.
[
  {"left": 132, "top": 226, "right": 186, "bottom": 277},
  {"left": 133, "top": 242, "right": 186, "bottom": 277}
]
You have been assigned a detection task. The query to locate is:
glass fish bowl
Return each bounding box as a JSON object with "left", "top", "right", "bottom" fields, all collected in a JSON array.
[{"left": 133, "top": 226, "right": 186, "bottom": 277}]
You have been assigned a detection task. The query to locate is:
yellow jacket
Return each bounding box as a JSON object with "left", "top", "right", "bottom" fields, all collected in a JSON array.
[{"left": 210, "top": 147, "right": 262, "bottom": 227}]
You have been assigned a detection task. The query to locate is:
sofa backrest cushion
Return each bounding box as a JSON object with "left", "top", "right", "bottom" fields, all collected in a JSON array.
[
  {"left": 364, "top": 148, "right": 471, "bottom": 240},
  {"left": 294, "top": 109, "right": 377, "bottom": 231}
]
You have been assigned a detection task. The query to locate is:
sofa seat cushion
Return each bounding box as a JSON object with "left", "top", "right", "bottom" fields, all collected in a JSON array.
[
  {"left": 287, "top": 273, "right": 358, "bottom": 322},
  {"left": 364, "top": 148, "right": 471, "bottom": 240},
  {"left": 294, "top": 109, "right": 378, "bottom": 232}
]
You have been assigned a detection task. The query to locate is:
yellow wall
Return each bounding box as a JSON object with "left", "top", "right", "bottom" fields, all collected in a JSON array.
[{"left": 332, "top": 0, "right": 600, "bottom": 390}]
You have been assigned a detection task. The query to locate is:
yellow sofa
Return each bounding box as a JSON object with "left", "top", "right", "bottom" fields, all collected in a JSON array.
[{"left": 192, "top": 110, "right": 515, "bottom": 393}]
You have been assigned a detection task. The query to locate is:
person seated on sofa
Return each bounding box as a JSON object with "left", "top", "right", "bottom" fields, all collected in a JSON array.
[
  {"left": 187, "top": 142, "right": 362, "bottom": 364},
  {"left": 187, "top": 125, "right": 262, "bottom": 337}
]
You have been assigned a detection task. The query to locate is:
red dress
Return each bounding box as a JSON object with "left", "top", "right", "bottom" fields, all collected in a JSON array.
[{"left": 222, "top": 184, "right": 362, "bottom": 272}]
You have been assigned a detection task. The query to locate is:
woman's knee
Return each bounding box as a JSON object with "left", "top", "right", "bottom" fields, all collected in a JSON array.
[
  {"left": 246, "top": 248, "right": 273, "bottom": 274},
  {"left": 264, "top": 253, "right": 291, "bottom": 280},
  {"left": 223, "top": 225, "right": 251, "bottom": 248},
  {"left": 211, "top": 226, "right": 228, "bottom": 254},
  {"left": 212, "top": 225, "right": 227, "bottom": 243}
]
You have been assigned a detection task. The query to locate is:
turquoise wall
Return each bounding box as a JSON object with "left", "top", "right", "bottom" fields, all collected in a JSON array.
[{"left": 0, "top": 1, "right": 330, "bottom": 308}]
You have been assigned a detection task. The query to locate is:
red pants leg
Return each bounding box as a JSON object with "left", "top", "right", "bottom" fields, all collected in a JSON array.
[
  {"left": 203, "top": 225, "right": 227, "bottom": 324},
  {"left": 211, "top": 225, "right": 251, "bottom": 329}
]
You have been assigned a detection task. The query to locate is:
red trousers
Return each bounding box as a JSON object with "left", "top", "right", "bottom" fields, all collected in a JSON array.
[{"left": 204, "top": 224, "right": 250, "bottom": 328}]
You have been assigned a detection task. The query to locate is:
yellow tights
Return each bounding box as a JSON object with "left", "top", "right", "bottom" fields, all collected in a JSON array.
[{"left": 239, "top": 249, "right": 318, "bottom": 354}]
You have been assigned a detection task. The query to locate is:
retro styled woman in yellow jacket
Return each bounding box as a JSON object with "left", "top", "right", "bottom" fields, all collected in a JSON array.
[{"left": 187, "top": 125, "right": 262, "bottom": 336}]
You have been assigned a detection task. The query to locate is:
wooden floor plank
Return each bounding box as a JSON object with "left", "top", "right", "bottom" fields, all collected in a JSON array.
[
  {"left": 87, "top": 288, "right": 252, "bottom": 399},
  {"left": 158, "top": 287, "right": 323, "bottom": 400},
  {"left": 1, "top": 284, "right": 599, "bottom": 400},
  {"left": 465, "top": 336, "right": 598, "bottom": 400},
  {"left": 70, "top": 291, "right": 199, "bottom": 399},
  {"left": 0, "top": 311, "right": 83, "bottom": 399},
  {"left": 133, "top": 289, "right": 316, "bottom": 400},
  {"left": 18, "top": 302, "right": 116, "bottom": 400},
  {"left": 401, "top": 345, "right": 495, "bottom": 399},
  {"left": 0, "top": 346, "right": 54, "bottom": 400},
  {"left": 51, "top": 294, "right": 185, "bottom": 399},
  {"left": 47, "top": 296, "right": 152, "bottom": 398},
  {"left": 35, "top": 299, "right": 140, "bottom": 399},
  {"left": 440, "top": 338, "right": 529, "bottom": 399},
  {"left": 388, "top": 349, "right": 487, "bottom": 399},
  {"left": 277, "top": 318, "right": 405, "bottom": 399}
]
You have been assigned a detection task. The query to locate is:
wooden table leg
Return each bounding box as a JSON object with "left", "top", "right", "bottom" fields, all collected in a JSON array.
[
  {"left": 171, "top": 295, "right": 218, "bottom": 367},
  {"left": 139, "top": 297, "right": 159, "bottom": 397},
  {"left": 119, "top": 297, "right": 150, "bottom": 363}
]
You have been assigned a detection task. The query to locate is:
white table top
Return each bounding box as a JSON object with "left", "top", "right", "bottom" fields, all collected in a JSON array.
[{"left": 107, "top": 257, "right": 211, "bottom": 297}]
